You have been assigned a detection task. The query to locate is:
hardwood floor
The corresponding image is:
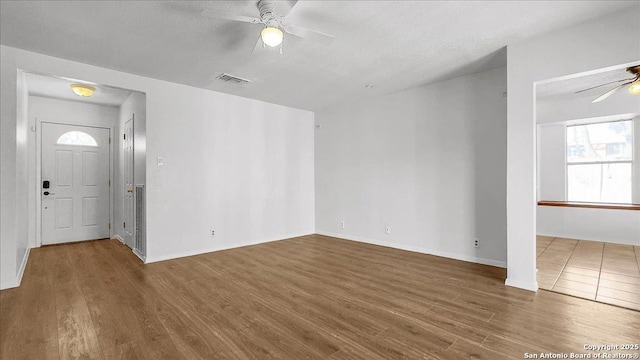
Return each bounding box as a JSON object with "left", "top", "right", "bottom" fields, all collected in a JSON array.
[
  {"left": 537, "top": 236, "right": 640, "bottom": 310},
  {"left": 2, "top": 235, "right": 639, "bottom": 359}
]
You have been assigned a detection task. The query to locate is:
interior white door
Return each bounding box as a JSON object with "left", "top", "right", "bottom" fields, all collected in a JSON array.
[
  {"left": 123, "top": 117, "right": 134, "bottom": 248},
  {"left": 41, "top": 123, "right": 110, "bottom": 245}
]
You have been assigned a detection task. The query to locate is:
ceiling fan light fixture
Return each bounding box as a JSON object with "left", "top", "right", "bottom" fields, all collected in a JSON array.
[
  {"left": 628, "top": 80, "right": 640, "bottom": 95},
  {"left": 261, "top": 26, "right": 283, "bottom": 47},
  {"left": 70, "top": 84, "right": 96, "bottom": 97}
]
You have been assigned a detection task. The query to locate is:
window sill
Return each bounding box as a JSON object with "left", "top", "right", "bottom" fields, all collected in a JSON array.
[{"left": 537, "top": 201, "right": 640, "bottom": 211}]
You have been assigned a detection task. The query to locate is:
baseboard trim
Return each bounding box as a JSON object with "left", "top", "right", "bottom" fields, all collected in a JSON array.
[
  {"left": 0, "top": 279, "right": 18, "bottom": 290},
  {"left": 113, "top": 235, "right": 125, "bottom": 243},
  {"left": 145, "top": 232, "right": 314, "bottom": 264},
  {"left": 535, "top": 231, "right": 638, "bottom": 246},
  {"left": 132, "top": 249, "right": 146, "bottom": 263},
  {"left": 16, "top": 247, "right": 30, "bottom": 287},
  {"left": 505, "top": 277, "right": 538, "bottom": 292},
  {"left": 315, "top": 231, "right": 507, "bottom": 268}
]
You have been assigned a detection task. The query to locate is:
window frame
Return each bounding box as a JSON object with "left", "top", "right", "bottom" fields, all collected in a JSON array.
[
  {"left": 56, "top": 130, "right": 99, "bottom": 147},
  {"left": 565, "top": 119, "right": 634, "bottom": 203}
]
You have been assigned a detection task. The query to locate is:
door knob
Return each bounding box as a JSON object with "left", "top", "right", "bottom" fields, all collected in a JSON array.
[
  {"left": 43, "top": 191, "right": 55, "bottom": 196},
  {"left": 127, "top": 189, "right": 133, "bottom": 193}
]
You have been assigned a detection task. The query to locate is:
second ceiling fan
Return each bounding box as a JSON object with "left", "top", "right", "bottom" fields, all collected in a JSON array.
[{"left": 202, "top": 0, "right": 335, "bottom": 54}]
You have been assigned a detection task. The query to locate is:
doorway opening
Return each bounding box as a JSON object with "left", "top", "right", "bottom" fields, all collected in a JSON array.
[
  {"left": 23, "top": 71, "right": 147, "bottom": 261},
  {"left": 534, "top": 62, "right": 640, "bottom": 311}
]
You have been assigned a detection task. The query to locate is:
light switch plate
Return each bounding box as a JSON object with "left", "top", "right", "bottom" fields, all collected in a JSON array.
[{"left": 157, "top": 157, "right": 164, "bottom": 166}]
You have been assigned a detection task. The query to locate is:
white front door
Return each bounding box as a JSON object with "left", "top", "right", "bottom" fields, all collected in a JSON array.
[
  {"left": 123, "top": 117, "right": 134, "bottom": 248},
  {"left": 41, "top": 123, "right": 110, "bottom": 245}
]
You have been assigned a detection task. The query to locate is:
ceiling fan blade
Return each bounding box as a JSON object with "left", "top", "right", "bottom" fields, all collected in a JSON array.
[
  {"left": 283, "top": 24, "right": 335, "bottom": 45},
  {"left": 591, "top": 81, "right": 633, "bottom": 103},
  {"left": 251, "top": 34, "right": 264, "bottom": 54},
  {"left": 575, "top": 77, "right": 635, "bottom": 94},
  {"left": 200, "top": 9, "right": 262, "bottom": 24},
  {"left": 273, "top": 0, "right": 299, "bottom": 17}
]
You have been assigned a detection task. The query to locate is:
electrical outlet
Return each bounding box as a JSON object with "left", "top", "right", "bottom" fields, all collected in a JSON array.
[
  {"left": 211, "top": 230, "right": 215, "bottom": 236},
  {"left": 385, "top": 225, "right": 391, "bottom": 234},
  {"left": 340, "top": 220, "right": 345, "bottom": 229},
  {"left": 474, "top": 238, "right": 479, "bottom": 248}
]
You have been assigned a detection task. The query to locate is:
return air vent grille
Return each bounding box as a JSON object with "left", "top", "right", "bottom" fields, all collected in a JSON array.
[
  {"left": 215, "top": 73, "right": 252, "bottom": 84},
  {"left": 134, "top": 185, "right": 146, "bottom": 260}
]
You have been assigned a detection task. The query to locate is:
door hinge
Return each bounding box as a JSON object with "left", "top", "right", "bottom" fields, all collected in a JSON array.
[
  {"left": 108, "top": 180, "right": 111, "bottom": 187},
  {"left": 123, "top": 134, "right": 126, "bottom": 140},
  {"left": 123, "top": 221, "right": 126, "bottom": 228},
  {"left": 109, "top": 137, "right": 111, "bottom": 144},
  {"left": 108, "top": 223, "right": 111, "bottom": 229}
]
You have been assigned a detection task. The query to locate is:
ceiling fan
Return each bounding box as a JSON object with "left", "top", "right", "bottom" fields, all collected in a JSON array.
[
  {"left": 576, "top": 65, "right": 640, "bottom": 103},
  {"left": 201, "top": 0, "right": 335, "bottom": 54}
]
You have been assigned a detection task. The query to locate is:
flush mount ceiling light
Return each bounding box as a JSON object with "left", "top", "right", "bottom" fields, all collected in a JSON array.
[
  {"left": 628, "top": 80, "right": 640, "bottom": 95},
  {"left": 261, "top": 26, "right": 283, "bottom": 47},
  {"left": 70, "top": 83, "right": 95, "bottom": 97}
]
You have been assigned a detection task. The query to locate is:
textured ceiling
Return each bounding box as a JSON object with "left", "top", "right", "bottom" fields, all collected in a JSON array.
[
  {"left": 537, "top": 66, "right": 639, "bottom": 99},
  {"left": 1, "top": 1, "right": 637, "bottom": 111},
  {"left": 26, "top": 72, "right": 132, "bottom": 107}
]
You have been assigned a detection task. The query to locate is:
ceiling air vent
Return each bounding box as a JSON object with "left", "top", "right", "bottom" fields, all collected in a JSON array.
[{"left": 215, "top": 73, "right": 251, "bottom": 84}]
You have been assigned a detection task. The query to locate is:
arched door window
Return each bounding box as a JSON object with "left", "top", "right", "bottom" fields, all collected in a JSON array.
[{"left": 56, "top": 131, "right": 98, "bottom": 147}]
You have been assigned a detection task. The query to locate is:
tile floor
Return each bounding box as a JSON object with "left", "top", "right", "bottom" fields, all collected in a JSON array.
[{"left": 537, "top": 236, "right": 640, "bottom": 311}]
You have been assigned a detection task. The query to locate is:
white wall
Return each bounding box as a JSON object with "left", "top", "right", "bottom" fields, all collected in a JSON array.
[
  {"left": 15, "top": 71, "right": 29, "bottom": 287},
  {"left": 506, "top": 6, "right": 640, "bottom": 291},
  {"left": 1, "top": 45, "right": 315, "bottom": 289},
  {"left": 636, "top": 116, "right": 640, "bottom": 204},
  {"left": 1, "top": 52, "right": 18, "bottom": 289},
  {"left": 28, "top": 96, "right": 119, "bottom": 128},
  {"left": 537, "top": 123, "right": 566, "bottom": 201},
  {"left": 0, "top": 67, "right": 29, "bottom": 290},
  {"left": 113, "top": 92, "right": 146, "bottom": 249},
  {"left": 141, "top": 86, "right": 314, "bottom": 262},
  {"left": 27, "top": 96, "right": 119, "bottom": 249},
  {"left": 538, "top": 207, "right": 640, "bottom": 245},
  {"left": 315, "top": 67, "right": 507, "bottom": 267}
]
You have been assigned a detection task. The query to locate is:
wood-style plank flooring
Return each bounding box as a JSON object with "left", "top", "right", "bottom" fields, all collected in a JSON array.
[
  {"left": 2, "top": 235, "right": 639, "bottom": 359},
  {"left": 537, "top": 236, "right": 640, "bottom": 310}
]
